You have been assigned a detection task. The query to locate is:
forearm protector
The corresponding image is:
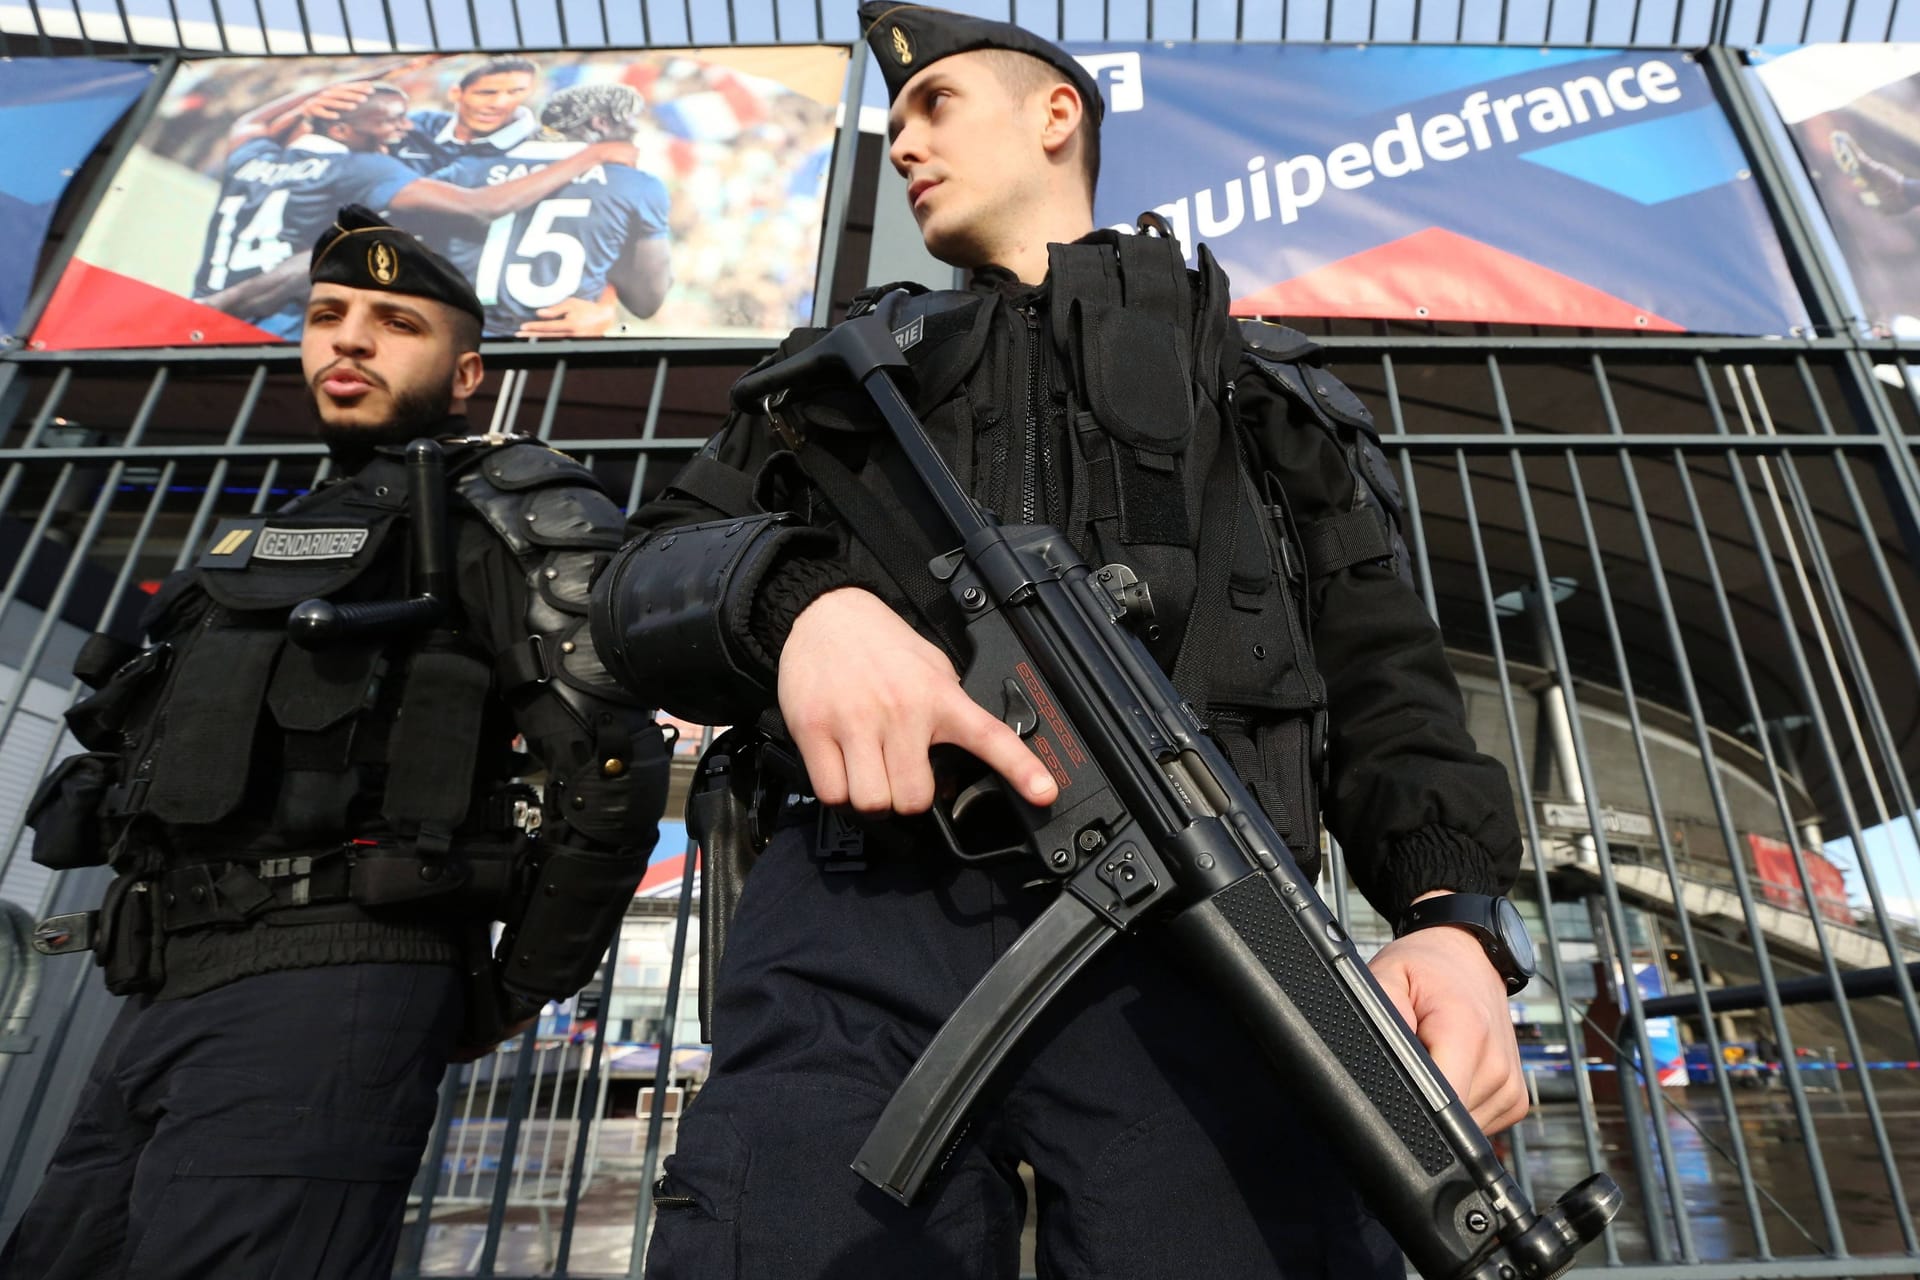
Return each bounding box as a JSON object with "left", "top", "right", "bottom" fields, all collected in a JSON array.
[{"left": 589, "top": 512, "right": 841, "bottom": 725}]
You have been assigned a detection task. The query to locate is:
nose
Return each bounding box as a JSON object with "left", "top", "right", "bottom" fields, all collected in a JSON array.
[
  {"left": 888, "top": 121, "right": 924, "bottom": 177},
  {"left": 331, "top": 309, "right": 374, "bottom": 357}
]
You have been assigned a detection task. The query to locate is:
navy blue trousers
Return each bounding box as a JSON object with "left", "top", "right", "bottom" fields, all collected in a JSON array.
[
  {"left": 1, "top": 963, "right": 462, "bottom": 1280},
  {"left": 646, "top": 818, "right": 1403, "bottom": 1280}
]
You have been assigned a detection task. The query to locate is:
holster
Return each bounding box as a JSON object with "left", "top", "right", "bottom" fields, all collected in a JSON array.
[
  {"left": 685, "top": 726, "right": 789, "bottom": 1043},
  {"left": 25, "top": 752, "right": 120, "bottom": 871},
  {"left": 96, "top": 871, "right": 164, "bottom": 996}
]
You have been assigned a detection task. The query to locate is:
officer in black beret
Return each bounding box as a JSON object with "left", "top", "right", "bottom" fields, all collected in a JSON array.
[
  {"left": 598, "top": 6, "right": 1531, "bottom": 1277},
  {"left": 4, "top": 207, "right": 671, "bottom": 1280}
]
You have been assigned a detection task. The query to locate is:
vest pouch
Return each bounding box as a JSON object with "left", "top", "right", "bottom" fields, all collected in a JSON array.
[
  {"left": 1209, "top": 709, "right": 1321, "bottom": 865},
  {"left": 350, "top": 845, "right": 472, "bottom": 907},
  {"left": 64, "top": 643, "right": 173, "bottom": 752},
  {"left": 269, "top": 643, "right": 384, "bottom": 838},
  {"left": 142, "top": 626, "right": 282, "bottom": 825},
  {"left": 499, "top": 840, "right": 650, "bottom": 1000},
  {"left": 97, "top": 873, "right": 163, "bottom": 996},
  {"left": 26, "top": 752, "right": 119, "bottom": 870}
]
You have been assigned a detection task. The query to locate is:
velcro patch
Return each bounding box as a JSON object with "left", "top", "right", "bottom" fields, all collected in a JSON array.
[
  {"left": 197, "top": 518, "right": 265, "bottom": 569},
  {"left": 255, "top": 526, "right": 370, "bottom": 561}
]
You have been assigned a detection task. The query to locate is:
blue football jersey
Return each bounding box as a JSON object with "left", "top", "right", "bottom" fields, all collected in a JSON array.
[
  {"left": 432, "top": 139, "right": 670, "bottom": 337},
  {"left": 392, "top": 108, "right": 537, "bottom": 174},
  {"left": 194, "top": 135, "right": 419, "bottom": 333}
]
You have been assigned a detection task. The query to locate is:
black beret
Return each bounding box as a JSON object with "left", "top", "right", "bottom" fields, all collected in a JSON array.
[
  {"left": 309, "top": 204, "right": 484, "bottom": 324},
  {"left": 857, "top": 2, "right": 1103, "bottom": 126}
]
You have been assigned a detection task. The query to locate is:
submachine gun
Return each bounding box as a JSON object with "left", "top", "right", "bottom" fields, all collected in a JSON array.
[{"left": 729, "top": 303, "right": 1622, "bottom": 1280}]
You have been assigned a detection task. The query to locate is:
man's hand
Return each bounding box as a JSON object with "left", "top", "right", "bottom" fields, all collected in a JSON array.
[
  {"left": 450, "top": 1015, "right": 537, "bottom": 1063},
  {"left": 517, "top": 292, "right": 620, "bottom": 338},
  {"left": 302, "top": 80, "right": 378, "bottom": 122},
  {"left": 1369, "top": 894, "right": 1527, "bottom": 1134},
  {"left": 778, "top": 587, "right": 1058, "bottom": 815}
]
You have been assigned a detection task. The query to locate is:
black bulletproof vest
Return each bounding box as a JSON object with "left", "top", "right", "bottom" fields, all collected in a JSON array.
[
  {"left": 801, "top": 233, "right": 1331, "bottom": 857},
  {"left": 128, "top": 450, "right": 495, "bottom": 859}
]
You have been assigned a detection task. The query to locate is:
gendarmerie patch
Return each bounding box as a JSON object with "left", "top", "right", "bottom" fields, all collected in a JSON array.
[
  {"left": 255, "top": 526, "right": 370, "bottom": 561},
  {"left": 197, "top": 518, "right": 370, "bottom": 568}
]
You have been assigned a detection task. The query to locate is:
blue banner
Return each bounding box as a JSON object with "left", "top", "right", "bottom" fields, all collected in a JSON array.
[
  {"left": 0, "top": 59, "right": 152, "bottom": 342},
  {"left": 1068, "top": 43, "right": 1809, "bottom": 335}
]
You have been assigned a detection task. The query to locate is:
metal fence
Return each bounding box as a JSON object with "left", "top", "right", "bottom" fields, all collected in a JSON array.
[{"left": 4, "top": 0, "right": 1920, "bottom": 1277}]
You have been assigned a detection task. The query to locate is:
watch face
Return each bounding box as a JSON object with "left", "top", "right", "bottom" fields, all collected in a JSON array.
[{"left": 1495, "top": 897, "right": 1537, "bottom": 978}]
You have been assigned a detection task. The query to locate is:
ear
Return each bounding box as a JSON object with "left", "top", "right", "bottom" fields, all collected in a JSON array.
[
  {"left": 1038, "top": 81, "right": 1083, "bottom": 160},
  {"left": 451, "top": 350, "right": 485, "bottom": 403}
]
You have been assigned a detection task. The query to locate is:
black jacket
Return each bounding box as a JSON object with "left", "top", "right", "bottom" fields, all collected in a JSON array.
[{"left": 620, "top": 249, "right": 1520, "bottom": 925}]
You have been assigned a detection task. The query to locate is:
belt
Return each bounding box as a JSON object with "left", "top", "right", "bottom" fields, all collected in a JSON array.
[{"left": 158, "top": 852, "right": 355, "bottom": 933}]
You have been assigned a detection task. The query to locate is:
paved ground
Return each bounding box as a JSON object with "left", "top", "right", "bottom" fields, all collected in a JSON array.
[{"left": 397, "top": 1087, "right": 1920, "bottom": 1276}]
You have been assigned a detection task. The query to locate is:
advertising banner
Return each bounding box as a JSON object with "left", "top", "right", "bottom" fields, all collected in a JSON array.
[
  {"left": 0, "top": 59, "right": 153, "bottom": 343},
  {"left": 29, "top": 47, "right": 847, "bottom": 350},
  {"left": 1752, "top": 44, "right": 1920, "bottom": 337},
  {"left": 1748, "top": 833, "right": 1853, "bottom": 925},
  {"left": 1632, "top": 963, "right": 1689, "bottom": 1088},
  {"left": 1070, "top": 43, "right": 1809, "bottom": 334}
]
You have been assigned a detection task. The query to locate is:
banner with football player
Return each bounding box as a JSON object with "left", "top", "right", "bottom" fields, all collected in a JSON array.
[
  {"left": 1751, "top": 44, "right": 1920, "bottom": 338},
  {"left": 0, "top": 59, "right": 153, "bottom": 343},
  {"left": 28, "top": 46, "right": 848, "bottom": 349},
  {"left": 1067, "top": 42, "right": 1809, "bottom": 334}
]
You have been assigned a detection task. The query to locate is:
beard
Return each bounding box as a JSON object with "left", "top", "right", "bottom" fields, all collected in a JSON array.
[{"left": 312, "top": 374, "right": 457, "bottom": 467}]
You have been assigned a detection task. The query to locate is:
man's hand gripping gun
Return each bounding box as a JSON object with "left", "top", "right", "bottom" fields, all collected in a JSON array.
[{"left": 730, "top": 299, "right": 1621, "bottom": 1280}]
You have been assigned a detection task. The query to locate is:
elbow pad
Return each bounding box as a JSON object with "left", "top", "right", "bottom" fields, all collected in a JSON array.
[{"left": 590, "top": 512, "right": 839, "bottom": 725}]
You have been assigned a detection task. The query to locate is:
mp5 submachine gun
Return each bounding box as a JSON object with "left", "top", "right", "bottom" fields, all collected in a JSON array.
[{"left": 726, "top": 297, "right": 1621, "bottom": 1280}]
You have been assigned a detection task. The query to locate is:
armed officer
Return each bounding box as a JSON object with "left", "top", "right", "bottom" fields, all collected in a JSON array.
[
  {"left": 4, "top": 206, "right": 669, "bottom": 1280},
  {"left": 593, "top": 7, "right": 1533, "bottom": 1277}
]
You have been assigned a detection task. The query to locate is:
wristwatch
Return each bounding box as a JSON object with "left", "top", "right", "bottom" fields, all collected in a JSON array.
[{"left": 1395, "top": 893, "right": 1537, "bottom": 995}]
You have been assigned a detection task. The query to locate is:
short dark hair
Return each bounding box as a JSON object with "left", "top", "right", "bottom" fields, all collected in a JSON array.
[
  {"left": 345, "top": 81, "right": 408, "bottom": 116},
  {"left": 541, "top": 83, "right": 642, "bottom": 140},
  {"left": 447, "top": 305, "right": 482, "bottom": 355},
  {"left": 459, "top": 56, "right": 537, "bottom": 90},
  {"left": 979, "top": 48, "right": 1099, "bottom": 203}
]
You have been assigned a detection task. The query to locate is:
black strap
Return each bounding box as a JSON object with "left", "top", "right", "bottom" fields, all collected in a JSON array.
[
  {"left": 1300, "top": 508, "right": 1392, "bottom": 579},
  {"left": 790, "top": 439, "right": 968, "bottom": 665},
  {"left": 672, "top": 454, "right": 762, "bottom": 517},
  {"left": 1168, "top": 421, "right": 1242, "bottom": 712},
  {"left": 383, "top": 648, "right": 491, "bottom": 828}
]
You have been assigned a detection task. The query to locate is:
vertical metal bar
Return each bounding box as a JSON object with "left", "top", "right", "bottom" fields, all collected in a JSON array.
[
  {"left": 1326, "top": 835, "right": 1351, "bottom": 934},
  {"left": 1840, "top": 0, "right": 1862, "bottom": 38},
  {"left": 1574, "top": 361, "right": 1777, "bottom": 1251},
  {"left": 809, "top": 41, "right": 868, "bottom": 328},
  {"left": 380, "top": 0, "right": 398, "bottom": 48},
  {"left": 173, "top": 366, "right": 269, "bottom": 571},
  {"left": 554, "top": 918, "right": 625, "bottom": 1274},
  {"left": 0, "top": 369, "right": 168, "bottom": 888},
  {"left": 403, "top": 1070, "right": 464, "bottom": 1275},
  {"left": 0, "top": 369, "right": 71, "bottom": 520},
  {"left": 535, "top": 360, "right": 568, "bottom": 442},
  {"left": 475, "top": 1019, "right": 544, "bottom": 1277},
  {"left": 65, "top": 0, "right": 94, "bottom": 53},
  {"left": 1709, "top": 373, "right": 1919, "bottom": 1250},
  {"left": 0, "top": 457, "right": 179, "bottom": 905},
  {"left": 1379, "top": 356, "right": 1437, "bottom": 617},
  {"left": 1658, "top": 440, "right": 1852, "bottom": 1253},
  {"left": 626, "top": 358, "right": 670, "bottom": 512},
  {"left": 1761, "top": 366, "right": 1920, "bottom": 1051},
  {"left": 630, "top": 732, "right": 706, "bottom": 1279},
  {"left": 422, "top": 0, "right": 441, "bottom": 50},
  {"left": 1484, "top": 353, "right": 1695, "bottom": 1261},
  {"left": 1451, "top": 446, "right": 1620, "bottom": 1266}
]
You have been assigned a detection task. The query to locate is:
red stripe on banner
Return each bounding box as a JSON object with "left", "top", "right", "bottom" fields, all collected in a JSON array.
[
  {"left": 1231, "top": 227, "right": 1686, "bottom": 332},
  {"left": 637, "top": 849, "right": 701, "bottom": 897},
  {"left": 29, "top": 258, "right": 284, "bottom": 351}
]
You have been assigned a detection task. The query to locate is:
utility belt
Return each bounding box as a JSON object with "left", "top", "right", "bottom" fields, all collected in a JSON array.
[{"left": 33, "top": 835, "right": 522, "bottom": 996}]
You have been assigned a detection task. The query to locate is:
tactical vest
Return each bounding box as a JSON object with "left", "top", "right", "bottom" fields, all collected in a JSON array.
[
  {"left": 749, "top": 230, "right": 1404, "bottom": 865},
  {"left": 58, "top": 444, "right": 535, "bottom": 907}
]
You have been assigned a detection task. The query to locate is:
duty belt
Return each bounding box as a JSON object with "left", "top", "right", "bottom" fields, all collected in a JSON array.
[{"left": 158, "top": 851, "right": 355, "bottom": 932}]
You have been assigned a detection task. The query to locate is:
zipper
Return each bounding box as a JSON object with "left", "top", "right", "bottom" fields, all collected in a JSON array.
[{"left": 1020, "top": 305, "right": 1042, "bottom": 524}]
